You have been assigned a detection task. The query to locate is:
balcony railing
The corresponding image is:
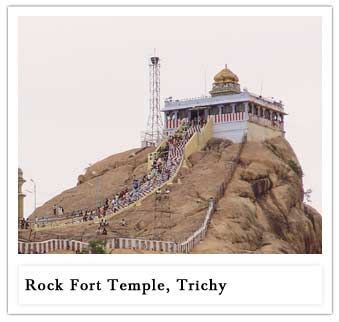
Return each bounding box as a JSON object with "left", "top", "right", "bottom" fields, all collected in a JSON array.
[
  {"left": 248, "top": 114, "right": 284, "bottom": 130},
  {"left": 208, "top": 112, "right": 245, "bottom": 124}
]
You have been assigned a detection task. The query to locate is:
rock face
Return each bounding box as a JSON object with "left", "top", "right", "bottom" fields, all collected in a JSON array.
[
  {"left": 21, "top": 139, "right": 238, "bottom": 243},
  {"left": 193, "top": 136, "right": 322, "bottom": 254},
  {"left": 28, "top": 146, "right": 154, "bottom": 220},
  {"left": 22, "top": 136, "right": 322, "bottom": 254}
]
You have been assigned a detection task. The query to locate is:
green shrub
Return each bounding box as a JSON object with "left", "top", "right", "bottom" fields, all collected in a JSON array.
[
  {"left": 287, "top": 160, "right": 303, "bottom": 178},
  {"left": 88, "top": 240, "right": 106, "bottom": 254},
  {"left": 264, "top": 142, "right": 283, "bottom": 160}
]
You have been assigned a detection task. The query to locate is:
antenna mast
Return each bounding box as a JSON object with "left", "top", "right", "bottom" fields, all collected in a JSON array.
[{"left": 141, "top": 52, "right": 163, "bottom": 147}]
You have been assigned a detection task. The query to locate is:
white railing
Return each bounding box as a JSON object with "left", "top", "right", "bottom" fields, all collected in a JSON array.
[
  {"left": 22, "top": 125, "right": 201, "bottom": 231},
  {"left": 209, "top": 112, "right": 245, "bottom": 124},
  {"left": 178, "top": 132, "right": 247, "bottom": 253},
  {"left": 18, "top": 239, "right": 88, "bottom": 254},
  {"left": 19, "top": 133, "right": 247, "bottom": 254},
  {"left": 107, "top": 237, "right": 178, "bottom": 253},
  {"left": 164, "top": 92, "right": 249, "bottom": 109},
  {"left": 176, "top": 198, "right": 215, "bottom": 253},
  {"left": 248, "top": 114, "right": 284, "bottom": 130},
  {"left": 166, "top": 119, "right": 180, "bottom": 129}
]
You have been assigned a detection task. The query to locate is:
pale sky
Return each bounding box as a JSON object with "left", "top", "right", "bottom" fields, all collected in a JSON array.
[{"left": 18, "top": 16, "right": 322, "bottom": 217}]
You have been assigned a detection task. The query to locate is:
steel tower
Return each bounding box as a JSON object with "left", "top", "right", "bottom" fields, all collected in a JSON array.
[{"left": 142, "top": 56, "right": 163, "bottom": 147}]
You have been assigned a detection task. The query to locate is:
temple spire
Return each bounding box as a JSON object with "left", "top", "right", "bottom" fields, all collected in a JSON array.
[{"left": 210, "top": 64, "right": 241, "bottom": 96}]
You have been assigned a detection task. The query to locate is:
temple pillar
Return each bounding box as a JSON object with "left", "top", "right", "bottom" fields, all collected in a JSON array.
[
  {"left": 280, "top": 114, "right": 284, "bottom": 129},
  {"left": 175, "top": 111, "right": 178, "bottom": 126},
  {"left": 164, "top": 113, "right": 168, "bottom": 128},
  {"left": 244, "top": 102, "right": 249, "bottom": 120}
]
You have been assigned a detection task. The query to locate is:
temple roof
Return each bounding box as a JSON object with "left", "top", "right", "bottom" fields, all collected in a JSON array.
[{"left": 213, "top": 65, "right": 239, "bottom": 84}]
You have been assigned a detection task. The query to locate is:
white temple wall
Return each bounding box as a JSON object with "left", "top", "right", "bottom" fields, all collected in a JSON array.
[
  {"left": 164, "top": 120, "right": 283, "bottom": 143},
  {"left": 212, "top": 121, "right": 247, "bottom": 143}
]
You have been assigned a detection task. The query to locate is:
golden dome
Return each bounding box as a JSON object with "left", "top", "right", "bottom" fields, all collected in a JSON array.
[{"left": 213, "top": 65, "right": 239, "bottom": 84}]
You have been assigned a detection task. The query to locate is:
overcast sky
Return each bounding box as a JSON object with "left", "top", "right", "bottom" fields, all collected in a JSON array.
[{"left": 18, "top": 16, "right": 322, "bottom": 217}]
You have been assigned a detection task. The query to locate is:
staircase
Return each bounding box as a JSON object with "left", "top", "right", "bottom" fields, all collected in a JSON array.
[
  {"left": 28, "top": 124, "right": 202, "bottom": 230},
  {"left": 19, "top": 124, "right": 246, "bottom": 254}
]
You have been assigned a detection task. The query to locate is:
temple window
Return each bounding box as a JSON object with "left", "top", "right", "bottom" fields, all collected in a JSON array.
[
  {"left": 222, "top": 105, "right": 233, "bottom": 114},
  {"left": 178, "top": 109, "right": 188, "bottom": 119},
  {"left": 259, "top": 108, "right": 264, "bottom": 117},
  {"left": 264, "top": 109, "right": 271, "bottom": 120},
  {"left": 210, "top": 106, "right": 219, "bottom": 115},
  {"left": 169, "top": 112, "right": 176, "bottom": 119},
  {"left": 248, "top": 103, "right": 252, "bottom": 114},
  {"left": 235, "top": 103, "right": 245, "bottom": 113}
]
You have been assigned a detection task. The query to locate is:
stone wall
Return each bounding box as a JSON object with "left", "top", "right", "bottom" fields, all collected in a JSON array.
[
  {"left": 183, "top": 118, "right": 213, "bottom": 160},
  {"left": 212, "top": 120, "right": 247, "bottom": 143},
  {"left": 247, "top": 121, "right": 283, "bottom": 142}
]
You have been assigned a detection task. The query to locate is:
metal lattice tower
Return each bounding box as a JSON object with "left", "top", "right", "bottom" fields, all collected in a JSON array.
[
  {"left": 142, "top": 55, "right": 163, "bottom": 147},
  {"left": 152, "top": 189, "right": 172, "bottom": 240}
]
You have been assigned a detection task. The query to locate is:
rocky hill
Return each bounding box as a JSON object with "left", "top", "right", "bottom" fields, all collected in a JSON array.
[
  {"left": 21, "top": 136, "right": 322, "bottom": 254},
  {"left": 192, "top": 136, "right": 322, "bottom": 254},
  {"left": 28, "top": 146, "right": 154, "bottom": 220}
]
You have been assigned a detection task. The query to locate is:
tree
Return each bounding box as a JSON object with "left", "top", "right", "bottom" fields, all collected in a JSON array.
[
  {"left": 304, "top": 188, "right": 312, "bottom": 203},
  {"left": 88, "top": 240, "right": 106, "bottom": 254}
]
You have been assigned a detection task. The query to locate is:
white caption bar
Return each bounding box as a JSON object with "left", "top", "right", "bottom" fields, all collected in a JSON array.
[{"left": 18, "top": 265, "right": 322, "bottom": 306}]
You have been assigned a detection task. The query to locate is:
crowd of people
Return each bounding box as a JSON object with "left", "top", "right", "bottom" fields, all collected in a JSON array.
[
  {"left": 53, "top": 204, "right": 64, "bottom": 216},
  {"left": 28, "top": 121, "right": 202, "bottom": 230},
  {"left": 97, "top": 217, "right": 109, "bottom": 235}
]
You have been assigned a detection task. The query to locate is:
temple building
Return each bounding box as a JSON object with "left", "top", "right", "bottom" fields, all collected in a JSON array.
[{"left": 162, "top": 65, "right": 286, "bottom": 142}]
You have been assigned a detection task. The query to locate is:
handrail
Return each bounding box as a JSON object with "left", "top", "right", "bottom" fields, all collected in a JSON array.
[
  {"left": 19, "top": 134, "right": 247, "bottom": 254},
  {"left": 22, "top": 124, "right": 200, "bottom": 231},
  {"left": 176, "top": 132, "right": 247, "bottom": 253},
  {"left": 248, "top": 114, "right": 284, "bottom": 131}
]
